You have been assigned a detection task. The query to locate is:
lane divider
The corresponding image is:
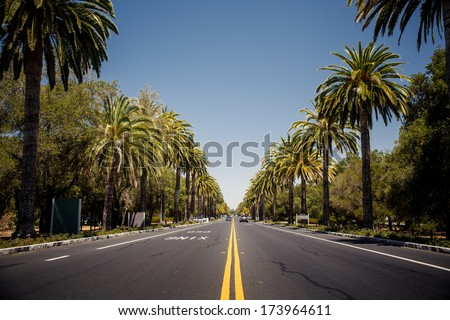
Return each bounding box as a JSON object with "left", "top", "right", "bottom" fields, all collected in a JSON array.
[
  {"left": 220, "top": 219, "right": 245, "bottom": 300},
  {"left": 45, "top": 255, "right": 70, "bottom": 262}
]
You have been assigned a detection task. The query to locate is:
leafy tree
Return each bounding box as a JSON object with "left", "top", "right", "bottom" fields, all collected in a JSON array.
[
  {"left": 386, "top": 48, "right": 450, "bottom": 238},
  {"left": 317, "top": 41, "right": 412, "bottom": 228},
  {"left": 0, "top": 72, "right": 23, "bottom": 220},
  {"left": 37, "top": 80, "right": 115, "bottom": 233},
  {"left": 0, "top": 0, "right": 118, "bottom": 237}
]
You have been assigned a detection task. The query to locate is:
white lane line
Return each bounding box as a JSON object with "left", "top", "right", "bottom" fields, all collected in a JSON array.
[
  {"left": 257, "top": 224, "right": 450, "bottom": 273},
  {"left": 96, "top": 225, "right": 208, "bottom": 251},
  {"left": 45, "top": 255, "right": 70, "bottom": 262}
]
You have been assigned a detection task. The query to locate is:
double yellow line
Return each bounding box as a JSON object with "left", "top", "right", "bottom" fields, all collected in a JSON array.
[{"left": 220, "top": 219, "right": 245, "bottom": 300}]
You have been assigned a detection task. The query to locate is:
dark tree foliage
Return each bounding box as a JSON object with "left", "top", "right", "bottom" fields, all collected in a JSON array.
[{"left": 389, "top": 48, "right": 450, "bottom": 238}]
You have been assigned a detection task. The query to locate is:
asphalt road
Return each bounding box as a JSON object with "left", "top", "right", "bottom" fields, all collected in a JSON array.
[{"left": 1, "top": 218, "right": 449, "bottom": 299}]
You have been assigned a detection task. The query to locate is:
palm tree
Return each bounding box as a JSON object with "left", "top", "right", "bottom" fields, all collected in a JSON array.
[
  {"left": 290, "top": 107, "right": 359, "bottom": 226},
  {"left": 246, "top": 169, "right": 270, "bottom": 221},
  {"left": 91, "top": 95, "right": 160, "bottom": 230},
  {"left": 347, "top": 0, "right": 450, "bottom": 100},
  {"left": 273, "top": 136, "right": 322, "bottom": 224},
  {"left": 196, "top": 172, "right": 222, "bottom": 219},
  {"left": 158, "top": 109, "right": 193, "bottom": 223},
  {"left": 0, "top": 0, "right": 118, "bottom": 237},
  {"left": 187, "top": 145, "right": 207, "bottom": 221},
  {"left": 261, "top": 149, "right": 282, "bottom": 221},
  {"left": 138, "top": 86, "right": 164, "bottom": 213},
  {"left": 316, "top": 41, "right": 412, "bottom": 228}
]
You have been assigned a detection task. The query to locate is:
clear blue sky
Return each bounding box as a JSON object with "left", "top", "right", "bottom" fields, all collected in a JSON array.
[{"left": 100, "top": 0, "right": 444, "bottom": 209}]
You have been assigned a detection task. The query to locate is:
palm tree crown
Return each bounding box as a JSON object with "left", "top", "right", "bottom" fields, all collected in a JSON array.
[
  {"left": 317, "top": 41, "right": 411, "bottom": 128},
  {"left": 0, "top": 0, "right": 118, "bottom": 88},
  {"left": 347, "top": 0, "right": 450, "bottom": 100}
]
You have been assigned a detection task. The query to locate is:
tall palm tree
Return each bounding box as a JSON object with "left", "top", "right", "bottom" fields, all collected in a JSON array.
[
  {"left": 290, "top": 107, "right": 359, "bottom": 226},
  {"left": 347, "top": 0, "right": 450, "bottom": 100},
  {"left": 273, "top": 136, "right": 322, "bottom": 224},
  {"left": 261, "top": 148, "right": 282, "bottom": 221},
  {"left": 91, "top": 95, "right": 160, "bottom": 230},
  {"left": 246, "top": 169, "right": 269, "bottom": 221},
  {"left": 138, "top": 86, "right": 164, "bottom": 213},
  {"left": 187, "top": 145, "right": 207, "bottom": 221},
  {"left": 316, "top": 41, "right": 412, "bottom": 228},
  {"left": 196, "top": 172, "right": 222, "bottom": 219},
  {"left": 158, "top": 109, "right": 192, "bottom": 223},
  {"left": 0, "top": 0, "right": 118, "bottom": 237}
]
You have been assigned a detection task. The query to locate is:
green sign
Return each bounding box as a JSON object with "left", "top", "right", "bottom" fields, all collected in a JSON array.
[{"left": 51, "top": 198, "right": 82, "bottom": 234}]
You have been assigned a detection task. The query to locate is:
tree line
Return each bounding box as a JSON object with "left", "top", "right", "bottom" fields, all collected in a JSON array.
[
  {"left": 0, "top": 75, "right": 228, "bottom": 234},
  {"left": 238, "top": 48, "right": 449, "bottom": 238},
  {"left": 238, "top": 0, "right": 450, "bottom": 239}
]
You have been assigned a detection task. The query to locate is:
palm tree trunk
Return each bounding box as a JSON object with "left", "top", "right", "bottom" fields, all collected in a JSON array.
[
  {"left": 197, "top": 195, "right": 202, "bottom": 218},
  {"left": 15, "top": 43, "right": 44, "bottom": 238},
  {"left": 360, "top": 108, "right": 373, "bottom": 229},
  {"left": 185, "top": 169, "right": 190, "bottom": 222},
  {"left": 288, "top": 177, "right": 294, "bottom": 225},
  {"left": 272, "top": 182, "right": 277, "bottom": 221},
  {"left": 174, "top": 167, "right": 181, "bottom": 223},
  {"left": 259, "top": 195, "right": 265, "bottom": 221},
  {"left": 160, "top": 189, "right": 165, "bottom": 225},
  {"left": 301, "top": 175, "right": 307, "bottom": 216},
  {"left": 103, "top": 167, "right": 116, "bottom": 231},
  {"left": 322, "top": 146, "right": 330, "bottom": 226},
  {"left": 140, "top": 172, "right": 147, "bottom": 212},
  {"left": 443, "top": 0, "right": 450, "bottom": 101},
  {"left": 190, "top": 171, "right": 196, "bottom": 221}
]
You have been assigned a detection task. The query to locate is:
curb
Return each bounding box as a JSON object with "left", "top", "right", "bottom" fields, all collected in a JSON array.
[
  {"left": 264, "top": 223, "right": 450, "bottom": 254},
  {"left": 0, "top": 223, "right": 199, "bottom": 256},
  {"left": 299, "top": 227, "right": 450, "bottom": 254}
]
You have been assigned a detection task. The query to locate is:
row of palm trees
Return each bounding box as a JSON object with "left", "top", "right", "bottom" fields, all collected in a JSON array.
[
  {"left": 1, "top": 0, "right": 446, "bottom": 236},
  {"left": 243, "top": 42, "right": 412, "bottom": 228},
  {"left": 90, "top": 93, "right": 224, "bottom": 230}
]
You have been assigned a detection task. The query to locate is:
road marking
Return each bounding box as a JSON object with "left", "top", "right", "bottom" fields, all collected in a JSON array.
[
  {"left": 96, "top": 225, "right": 206, "bottom": 250},
  {"left": 232, "top": 221, "right": 245, "bottom": 300},
  {"left": 258, "top": 224, "right": 450, "bottom": 273},
  {"left": 220, "top": 224, "right": 233, "bottom": 300},
  {"left": 45, "top": 255, "right": 70, "bottom": 262},
  {"left": 220, "top": 219, "right": 245, "bottom": 300},
  {"left": 164, "top": 236, "right": 209, "bottom": 241}
]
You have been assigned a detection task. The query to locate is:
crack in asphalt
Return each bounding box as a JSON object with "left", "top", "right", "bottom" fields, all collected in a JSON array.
[{"left": 272, "top": 260, "right": 354, "bottom": 299}]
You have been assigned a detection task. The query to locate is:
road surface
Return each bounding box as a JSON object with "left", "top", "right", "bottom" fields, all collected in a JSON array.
[{"left": 1, "top": 218, "right": 449, "bottom": 299}]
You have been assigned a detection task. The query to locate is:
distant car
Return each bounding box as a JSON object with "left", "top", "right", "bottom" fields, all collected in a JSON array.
[
  {"left": 239, "top": 216, "right": 248, "bottom": 223},
  {"left": 226, "top": 216, "right": 232, "bottom": 221}
]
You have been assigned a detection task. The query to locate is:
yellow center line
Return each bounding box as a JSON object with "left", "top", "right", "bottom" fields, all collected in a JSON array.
[
  {"left": 220, "top": 219, "right": 245, "bottom": 300},
  {"left": 232, "top": 220, "right": 245, "bottom": 300},
  {"left": 220, "top": 221, "right": 233, "bottom": 300}
]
